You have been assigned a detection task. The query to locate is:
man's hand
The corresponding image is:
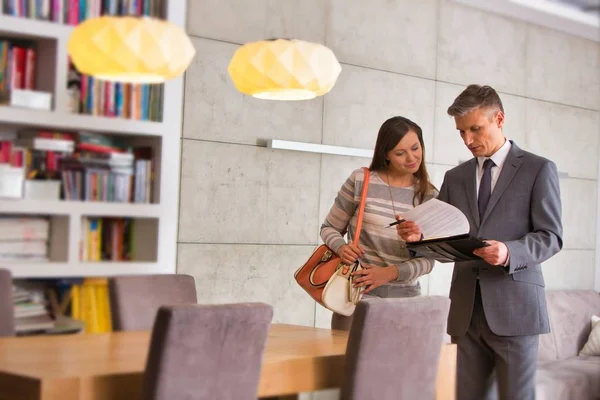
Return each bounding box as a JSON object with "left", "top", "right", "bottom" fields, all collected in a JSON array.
[
  {"left": 473, "top": 240, "right": 509, "bottom": 266},
  {"left": 337, "top": 242, "right": 364, "bottom": 265},
  {"left": 396, "top": 220, "right": 422, "bottom": 243},
  {"left": 351, "top": 264, "right": 398, "bottom": 294}
]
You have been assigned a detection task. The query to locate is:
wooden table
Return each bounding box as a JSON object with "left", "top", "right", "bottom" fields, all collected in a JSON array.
[{"left": 0, "top": 324, "right": 456, "bottom": 400}]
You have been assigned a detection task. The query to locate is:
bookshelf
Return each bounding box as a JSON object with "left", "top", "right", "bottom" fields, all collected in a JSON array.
[{"left": 0, "top": 1, "right": 185, "bottom": 278}]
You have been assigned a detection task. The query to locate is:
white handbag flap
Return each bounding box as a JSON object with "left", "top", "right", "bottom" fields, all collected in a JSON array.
[{"left": 321, "top": 263, "right": 363, "bottom": 316}]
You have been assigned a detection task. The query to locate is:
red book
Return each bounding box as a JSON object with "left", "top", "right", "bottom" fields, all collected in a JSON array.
[
  {"left": 68, "top": 0, "right": 79, "bottom": 25},
  {"left": 24, "top": 48, "right": 36, "bottom": 90},
  {"left": 38, "top": 131, "right": 77, "bottom": 141},
  {"left": 77, "top": 142, "right": 123, "bottom": 154},
  {"left": 11, "top": 46, "right": 26, "bottom": 90},
  {"left": 80, "top": 74, "right": 88, "bottom": 114},
  {"left": 104, "top": 81, "right": 114, "bottom": 117},
  {"left": 0, "top": 141, "right": 12, "bottom": 164},
  {"left": 11, "top": 148, "right": 24, "bottom": 168},
  {"left": 46, "top": 151, "right": 58, "bottom": 172}
]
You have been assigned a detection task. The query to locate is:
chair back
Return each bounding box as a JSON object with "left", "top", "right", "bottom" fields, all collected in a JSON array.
[
  {"left": 341, "top": 296, "right": 451, "bottom": 400},
  {"left": 142, "top": 302, "right": 273, "bottom": 400},
  {"left": 109, "top": 274, "right": 197, "bottom": 331},
  {"left": 0, "top": 269, "right": 14, "bottom": 337}
]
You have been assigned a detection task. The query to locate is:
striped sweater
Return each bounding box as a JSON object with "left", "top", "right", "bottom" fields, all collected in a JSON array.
[{"left": 320, "top": 168, "right": 437, "bottom": 292}]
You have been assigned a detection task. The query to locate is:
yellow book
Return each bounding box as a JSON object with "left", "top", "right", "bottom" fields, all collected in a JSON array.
[
  {"left": 95, "top": 284, "right": 106, "bottom": 332},
  {"left": 71, "top": 285, "right": 80, "bottom": 320},
  {"left": 104, "top": 284, "right": 113, "bottom": 332},
  {"left": 86, "top": 218, "right": 94, "bottom": 262},
  {"left": 80, "top": 217, "right": 88, "bottom": 261},
  {"left": 96, "top": 281, "right": 112, "bottom": 332},
  {"left": 83, "top": 279, "right": 100, "bottom": 333},
  {"left": 96, "top": 219, "right": 103, "bottom": 261},
  {"left": 81, "top": 280, "right": 94, "bottom": 333},
  {"left": 79, "top": 283, "right": 88, "bottom": 332},
  {"left": 83, "top": 278, "right": 111, "bottom": 333}
]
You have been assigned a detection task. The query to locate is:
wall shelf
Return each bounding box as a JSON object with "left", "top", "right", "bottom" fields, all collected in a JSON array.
[
  {"left": 0, "top": 199, "right": 161, "bottom": 218},
  {"left": 0, "top": 107, "right": 165, "bottom": 136},
  {"left": 6, "top": 261, "right": 165, "bottom": 278},
  {"left": 0, "top": 15, "right": 73, "bottom": 40},
  {"left": 0, "top": 1, "right": 186, "bottom": 278}
]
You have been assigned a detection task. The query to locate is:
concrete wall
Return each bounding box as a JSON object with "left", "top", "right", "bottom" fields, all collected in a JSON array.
[{"left": 178, "top": 0, "right": 600, "bottom": 330}]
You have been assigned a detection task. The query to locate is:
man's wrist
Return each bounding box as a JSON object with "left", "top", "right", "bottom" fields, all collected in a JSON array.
[{"left": 502, "top": 243, "right": 510, "bottom": 266}]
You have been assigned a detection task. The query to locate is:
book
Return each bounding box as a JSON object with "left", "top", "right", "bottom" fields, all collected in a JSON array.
[
  {"left": 15, "top": 314, "right": 54, "bottom": 334},
  {"left": 389, "top": 199, "right": 489, "bottom": 263},
  {"left": 406, "top": 234, "right": 489, "bottom": 262}
]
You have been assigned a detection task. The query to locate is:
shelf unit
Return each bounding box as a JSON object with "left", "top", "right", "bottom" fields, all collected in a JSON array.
[
  {"left": 0, "top": 107, "right": 165, "bottom": 136},
  {"left": 0, "top": 2, "right": 186, "bottom": 278}
]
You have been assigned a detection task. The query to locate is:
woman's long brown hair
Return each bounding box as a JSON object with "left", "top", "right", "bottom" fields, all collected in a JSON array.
[{"left": 369, "top": 116, "right": 435, "bottom": 206}]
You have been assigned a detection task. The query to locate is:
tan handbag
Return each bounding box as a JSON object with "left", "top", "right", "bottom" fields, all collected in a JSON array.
[
  {"left": 321, "top": 261, "right": 363, "bottom": 316},
  {"left": 294, "top": 167, "right": 370, "bottom": 315}
]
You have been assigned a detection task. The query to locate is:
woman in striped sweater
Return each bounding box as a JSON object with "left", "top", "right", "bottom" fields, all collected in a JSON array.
[{"left": 321, "top": 116, "right": 438, "bottom": 330}]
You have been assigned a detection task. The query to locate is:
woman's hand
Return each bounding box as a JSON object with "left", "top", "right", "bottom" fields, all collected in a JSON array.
[
  {"left": 396, "top": 220, "right": 422, "bottom": 243},
  {"left": 351, "top": 264, "right": 398, "bottom": 294},
  {"left": 337, "top": 243, "right": 364, "bottom": 265}
]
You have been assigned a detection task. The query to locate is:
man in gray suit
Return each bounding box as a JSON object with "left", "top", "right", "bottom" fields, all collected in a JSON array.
[{"left": 398, "top": 84, "right": 563, "bottom": 400}]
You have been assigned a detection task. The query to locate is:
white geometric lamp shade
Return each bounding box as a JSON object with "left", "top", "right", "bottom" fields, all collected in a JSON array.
[
  {"left": 227, "top": 39, "right": 342, "bottom": 100},
  {"left": 68, "top": 16, "right": 196, "bottom": 84}
]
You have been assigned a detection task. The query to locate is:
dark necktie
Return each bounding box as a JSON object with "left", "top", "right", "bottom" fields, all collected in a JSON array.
[{"left": 478, "top": 159, "right": 495, "bottom": 220}]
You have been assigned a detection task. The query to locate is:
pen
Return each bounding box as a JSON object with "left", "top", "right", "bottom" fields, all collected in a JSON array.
[{"left": 382, "top": 219, "right": 406, "bottom": 229}]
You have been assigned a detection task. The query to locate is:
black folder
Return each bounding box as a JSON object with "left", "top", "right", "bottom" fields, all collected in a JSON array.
[{"left": 405, "top": 234, "right": 490, "bottom": 263}]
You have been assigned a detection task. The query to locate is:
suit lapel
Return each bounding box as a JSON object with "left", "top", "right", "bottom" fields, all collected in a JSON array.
[
  {"left": 481, "top": 143, "right": 524, "bottom": 224},
  {"left": 463, "top": 159, "right": 480, "bottom": 228}
]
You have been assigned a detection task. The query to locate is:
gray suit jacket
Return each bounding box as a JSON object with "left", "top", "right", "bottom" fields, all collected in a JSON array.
[{"left": 438, "top": 141, "right": 563, "bottom": 337}]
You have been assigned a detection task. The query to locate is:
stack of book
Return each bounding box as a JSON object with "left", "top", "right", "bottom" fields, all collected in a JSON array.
[
  {"left": 60, "top": 131, "right": 153, "bottom": 203},
  {"left": 0, "top": 130, "right": 154, "bottom": 202},
  {"left": 13, "top": 281, "right": 54, "bottom": 335},
  {"left": 0, "top": 216, "right": 49, "bottom": 262}
]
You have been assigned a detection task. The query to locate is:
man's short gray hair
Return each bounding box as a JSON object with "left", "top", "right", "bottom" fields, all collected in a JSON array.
[{"left": 447, "top": 84, "right": 504, "bottom": 118}]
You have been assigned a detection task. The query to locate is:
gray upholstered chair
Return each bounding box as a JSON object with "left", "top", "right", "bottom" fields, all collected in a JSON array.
[
  {"left": 108, "top": 274, "right": 197, "bottom": 331},
  {"left": 341, "top": 296, "right": 451, "bottom": 400},
  {"left": 141, "top": 302, "right": 274, "bottom": 400},
  {"left": 0, "top": 268, "right": 14, "bottom": 337}
]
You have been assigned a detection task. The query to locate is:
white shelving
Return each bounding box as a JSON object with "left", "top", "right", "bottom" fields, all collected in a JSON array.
[
  {"left": 0, "top": 108, "right": 164, "bottom": 136},
  {"left": 0, "top": 199, "right": 161, "bottom": 217},
  {"left": 7, "top": 262, "right": 167, "bottom": 278},
  {"left": 0, "top": 1, "right": 186, "bottom": 278},
  {"left": 0, "top": 14, "right": 73, "bottom": 40}
]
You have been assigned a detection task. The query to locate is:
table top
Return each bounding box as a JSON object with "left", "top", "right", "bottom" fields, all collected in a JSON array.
[{"left": 0, "top": 323, "right": 348, "bottom": 380}]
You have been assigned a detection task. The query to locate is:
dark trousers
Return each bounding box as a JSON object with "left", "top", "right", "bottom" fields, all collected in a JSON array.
[{"left": 452, "top": 282, "right": 539, "bottom": 400}]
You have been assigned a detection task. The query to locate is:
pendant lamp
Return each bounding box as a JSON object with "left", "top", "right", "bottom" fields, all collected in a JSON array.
[
  {"left": 227, "top": 39, "right": 342, "bottom": 100},
  {"left": 68, "top": 16, "right": 196, "bottom": 84}
]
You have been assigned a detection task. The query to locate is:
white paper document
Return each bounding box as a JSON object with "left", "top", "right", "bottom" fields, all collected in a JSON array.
[{"left": 398, "top": 198, "right": 470, "bottom": 239}]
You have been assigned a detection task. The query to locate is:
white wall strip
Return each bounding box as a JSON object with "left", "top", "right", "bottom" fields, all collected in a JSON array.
[
  {"left": 268, "top": 139, "right": 570, "bottom": 178},
  {"left": 267, "top": 139, "right": 373, "bottom": 158},
  {"left": 450, "top": 0, "right": 600, "bottom": 42}
]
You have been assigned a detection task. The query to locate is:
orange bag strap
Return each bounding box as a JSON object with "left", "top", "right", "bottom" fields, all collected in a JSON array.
[{"left": 351, "top": 167, "right": 370, "bottom": 244}]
